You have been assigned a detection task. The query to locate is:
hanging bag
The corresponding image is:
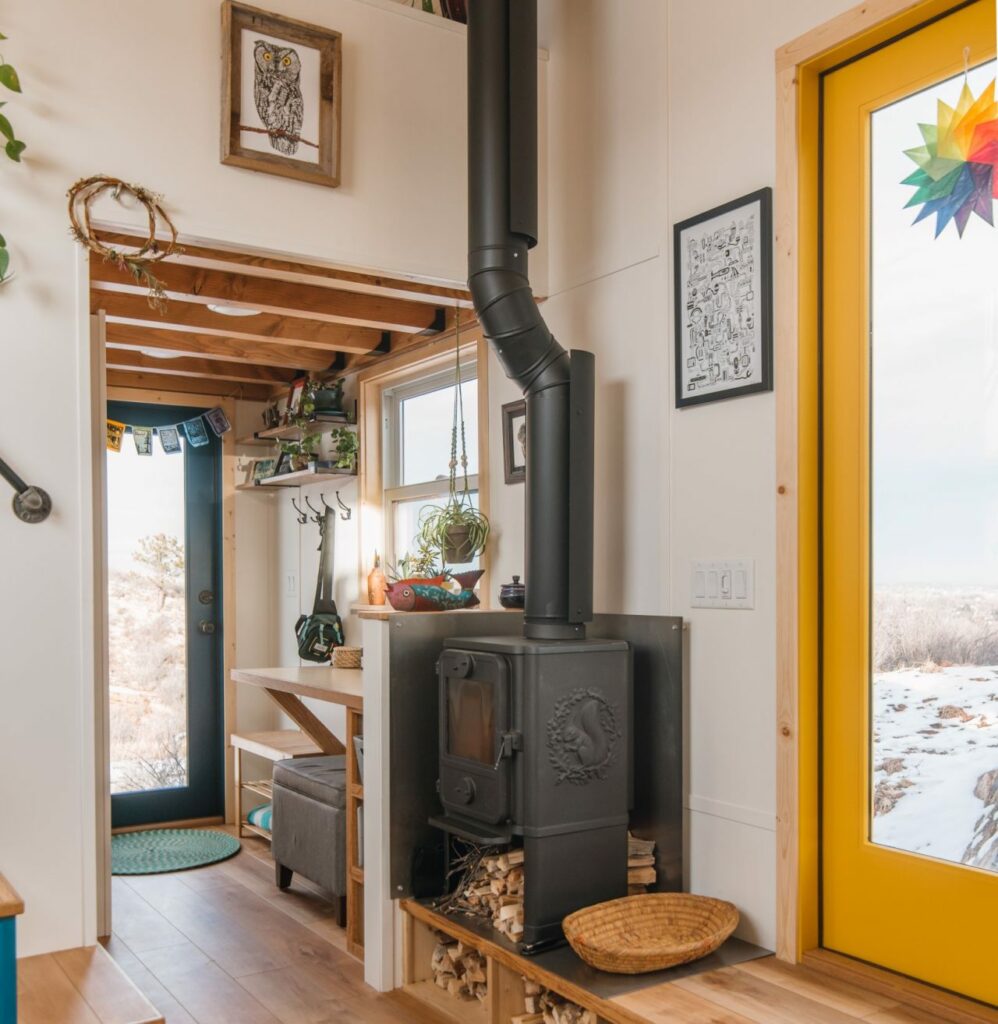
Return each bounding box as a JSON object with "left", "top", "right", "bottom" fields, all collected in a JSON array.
[{"left": 295, "top": 508, "right": 345, "bottom": 663}]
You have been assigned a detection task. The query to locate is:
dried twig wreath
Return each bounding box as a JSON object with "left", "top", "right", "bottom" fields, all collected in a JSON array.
[{"left": 67, "top": 175, "right": 180, "bottom": 311}]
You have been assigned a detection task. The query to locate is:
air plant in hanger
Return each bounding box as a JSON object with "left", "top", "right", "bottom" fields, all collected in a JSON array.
[{"left": 416, "top": 330, "right": 490, "bottom": 566}]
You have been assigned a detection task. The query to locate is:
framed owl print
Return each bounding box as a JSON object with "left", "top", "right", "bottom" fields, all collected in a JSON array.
[{"left": 221, "top": 2, "right": 342, "bottom": 187}]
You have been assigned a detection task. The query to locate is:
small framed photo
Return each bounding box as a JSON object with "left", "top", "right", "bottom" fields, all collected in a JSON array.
[
  {"left": 674, "top": 187, "right": 773, "bottom": 408},
  {"left": 221, "top": 2, "right": 342, "bottom": 189},
  {"left": 251, "top": 457, "right": 276, "bottom": 482},
  {"left": 502, "top": 399, "right": 527, "bottom": 484},
  {"left": 273, "top": 451, "right": 291, "bottom": 476}
]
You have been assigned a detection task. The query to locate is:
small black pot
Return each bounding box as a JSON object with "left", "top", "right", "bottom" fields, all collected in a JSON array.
[{"left": 499, "top": 575, "right": 525, "bottom": 609}]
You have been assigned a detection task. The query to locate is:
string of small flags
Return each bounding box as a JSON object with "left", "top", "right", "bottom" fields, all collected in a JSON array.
[{"left": 106, "top": 407, "right": 231, "bottom": 455}]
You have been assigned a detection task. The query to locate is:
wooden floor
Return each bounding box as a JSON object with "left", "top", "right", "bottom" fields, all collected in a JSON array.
[
  {"left": 102, "top": 832, "right": 442, "bottom": 1024},
  {"left": 97, "top": 831, "right": 998, "bottom": 1024}
]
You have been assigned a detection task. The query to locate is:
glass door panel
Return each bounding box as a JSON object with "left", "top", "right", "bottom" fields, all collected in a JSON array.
[{"left": 870, "top": 60, "right": 998, "bottom": 871}]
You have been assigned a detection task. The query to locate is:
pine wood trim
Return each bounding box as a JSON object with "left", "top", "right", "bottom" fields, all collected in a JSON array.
[
  {"left": 105, "top": 349, "right": 296, "bottom": 386},
  {"left": 106, "top": 371, "right": 273, "bottom": 401}
]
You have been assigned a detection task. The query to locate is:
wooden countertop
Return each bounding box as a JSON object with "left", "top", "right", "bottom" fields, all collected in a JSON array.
[
  {"left": 231, "top": 666, "right": 364, "bottom": 708},
  {"left": 0, "top": 872, "right": 24, "bottom": 917}
]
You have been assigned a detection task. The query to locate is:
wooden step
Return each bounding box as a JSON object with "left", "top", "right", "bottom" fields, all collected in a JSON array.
[{"left": 18, "top": 943, "right": 163, "bottom": 1024}]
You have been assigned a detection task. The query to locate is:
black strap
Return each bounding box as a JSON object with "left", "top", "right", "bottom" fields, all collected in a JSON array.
[{"left": 313, "top": 508, "right": 338, "bottom": 614}]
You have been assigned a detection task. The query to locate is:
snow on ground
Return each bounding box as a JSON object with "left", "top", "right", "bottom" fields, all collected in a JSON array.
[{"left": 872, "top": 665, "right": 998, "bottom": 868}]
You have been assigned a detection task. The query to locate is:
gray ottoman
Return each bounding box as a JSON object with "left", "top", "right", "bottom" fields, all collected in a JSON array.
[{"left": 271, "top": 755, "right": 347, "bottom": 926}]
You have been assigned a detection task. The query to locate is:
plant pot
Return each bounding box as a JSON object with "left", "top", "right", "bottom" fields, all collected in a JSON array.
[
  {"left": 290, "top": 453, "right": 311, "bottom": 472},
  {"left": 443, "top": 524, "right": 474, "bottom": 564}
]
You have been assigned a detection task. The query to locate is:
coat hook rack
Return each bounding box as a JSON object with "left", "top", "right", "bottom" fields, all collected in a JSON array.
[
  {"left": 0, "top": 453, "right": 52, "bottom": 524},
  {"left": 290, "top": 497, "right": 309, "bottom": 525}
]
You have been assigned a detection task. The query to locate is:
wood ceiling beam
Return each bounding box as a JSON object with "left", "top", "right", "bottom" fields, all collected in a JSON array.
[
  {"left": 95, "top": 231, "right": 472, "bottom": 305},
  {"left": 104, "top": 323, "right": 335, "bottom": 372},
  {"left": 93, "top": 292, "right": 382, "bottom": 354},
  {"left": 92, "top": 262, "right": 446, "bottom": 333},
  {"left": 105, "top": 349, "right": 296, "bottom": 386},
  {"left": 106, "top": 370, "right": 273, "bottom": 401}
]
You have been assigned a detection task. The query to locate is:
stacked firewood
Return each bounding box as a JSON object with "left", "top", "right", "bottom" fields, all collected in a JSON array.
[
  {"left": 451, "top": 847, "right": 525, "bottom": 941},
  {"left": 429, "top": 935, "right": 489, "bottom": 1003},
  {"left": 627, "top": 832, "right": 656, "bottom": 894},
  {"left": 511, "top": 980, "right": 597, "bottom": 1024}
]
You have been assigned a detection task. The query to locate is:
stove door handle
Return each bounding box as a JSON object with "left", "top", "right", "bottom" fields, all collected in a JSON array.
[{"left": 493, "top": 730, "right": 522, "bottom": 771}]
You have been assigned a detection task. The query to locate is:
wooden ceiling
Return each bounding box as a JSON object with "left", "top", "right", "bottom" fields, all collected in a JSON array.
[{"left": 94, "top": 233, "right": 474, "bottom": 402}]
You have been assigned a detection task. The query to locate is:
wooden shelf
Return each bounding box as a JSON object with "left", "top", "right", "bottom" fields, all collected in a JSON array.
[
  {"left": 239, "top": 418, "right": 356, "bottom": 446},
  {"left": 259, "top": 467, "right": 357, "bottom": 488},
  {"left": 402, "top": 980, "right": 488, "bottom": 1024},
  {"left": 231, "top": 729, "right": 323, "bottom": 761},
  {"left": 231, "top": 667, "right": 364, "bottom": 709},
  {"left": 240, "top": 820, "right": 272, "bottom": 841},
  {"left": 241, "top": 778, "right": 273, "bottom": 800}
]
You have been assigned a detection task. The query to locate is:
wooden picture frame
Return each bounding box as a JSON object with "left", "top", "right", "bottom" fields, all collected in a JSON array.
[
  {"left": 673, "top": 187, "right": 773, "bottom": 408},
  {"left": 502, "top": 399, "right": 526, "bottom": 484},
  {"left": 221, "top": 1, "right": 342, "bottom": 188}
]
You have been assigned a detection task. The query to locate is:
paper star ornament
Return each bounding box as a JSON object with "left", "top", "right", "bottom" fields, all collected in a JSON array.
[{"left": 902, "top": 78, "right": 998, "bottom": 237}]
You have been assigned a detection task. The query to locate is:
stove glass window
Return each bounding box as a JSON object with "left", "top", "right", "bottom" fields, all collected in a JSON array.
[{"left": 447, "top": 677, "right": 495, "bottom": 764}]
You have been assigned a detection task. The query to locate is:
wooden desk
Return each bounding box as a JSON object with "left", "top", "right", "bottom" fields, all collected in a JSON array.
[{"left": 231, "top": 665, "right": 366, "bottom": 959}]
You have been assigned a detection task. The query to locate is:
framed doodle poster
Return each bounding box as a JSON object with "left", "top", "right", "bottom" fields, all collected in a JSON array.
[
  {"left": 673, "top": 188, "right": 773, "bottom": 408},
  {"left": 222, "top": 2, "right": 342, "bottom": 188}
]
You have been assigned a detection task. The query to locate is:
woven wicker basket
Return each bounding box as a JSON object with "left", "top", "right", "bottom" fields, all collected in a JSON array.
[
  {"left": 333, "top": 646, "right": 363, "bottom": 669},
  {"left": 562, "top": 893, "right": 738, "bottom": 974}
]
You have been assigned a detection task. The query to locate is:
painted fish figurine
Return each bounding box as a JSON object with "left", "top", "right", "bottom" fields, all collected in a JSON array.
[{"left": 385, "top": 570, "right": 484, "bottom": 612}]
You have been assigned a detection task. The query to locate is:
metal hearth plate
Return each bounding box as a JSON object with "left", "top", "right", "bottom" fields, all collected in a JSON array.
[{"left": 419, "top": 904, "right": 771, "bottom": 999}]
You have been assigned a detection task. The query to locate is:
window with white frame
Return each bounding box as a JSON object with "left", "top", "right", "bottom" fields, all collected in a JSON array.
[{"left": 382, "top": 358, "right": 479, "bottom": 576}]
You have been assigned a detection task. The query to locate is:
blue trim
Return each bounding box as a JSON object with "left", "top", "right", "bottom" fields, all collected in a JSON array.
[{"left": 0, "top": 916, "right": 16, "bottom": 1024}]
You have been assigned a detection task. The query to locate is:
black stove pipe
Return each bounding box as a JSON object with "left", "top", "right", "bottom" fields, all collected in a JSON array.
[{"left": 468, "top": 0, "right": 593, "bottom": 640}]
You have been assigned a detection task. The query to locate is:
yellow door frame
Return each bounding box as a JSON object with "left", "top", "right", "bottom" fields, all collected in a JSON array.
[{"left": 774, "top": 0, "right": 994, "bottom": 967}]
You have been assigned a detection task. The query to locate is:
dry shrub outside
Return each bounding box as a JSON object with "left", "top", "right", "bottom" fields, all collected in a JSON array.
[{"left": 874, "top": 585, "right": 998, "bottom": 673}]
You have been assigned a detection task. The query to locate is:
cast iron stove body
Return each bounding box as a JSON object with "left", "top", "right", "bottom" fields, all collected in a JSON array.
[{"left": 433, "top": 636, "right": 632, "bottom": 951}]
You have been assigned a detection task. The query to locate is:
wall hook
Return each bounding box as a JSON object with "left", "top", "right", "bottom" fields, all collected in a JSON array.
[
  {"left": 290, "top": 497, "right": 309, "bottom": 525},
  {"left": 303, "top": 495, "right": 324, "bottom": 525},
  {"left": 335, "top": 491, "right": 352, "bottom": 521},
  {"left": 0, "top": 453, "right": 52, "bottom": 524}
]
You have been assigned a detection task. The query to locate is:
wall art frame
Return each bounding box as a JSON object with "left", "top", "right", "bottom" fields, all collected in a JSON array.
[
  {"left": 221, "top": 1, "right": 342, "bottom": 188},
  {"left": 673, "top": 187, "right": 773, "bottom": 408},
  {"left": 502, "top": 399, "right": 526, "bottom": 484}
]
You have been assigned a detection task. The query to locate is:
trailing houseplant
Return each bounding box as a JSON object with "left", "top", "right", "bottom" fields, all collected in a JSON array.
[
  {"left": 416, "top": 341, "right": 490, "bottom": 565},
  {"left": 0, "top": 33, "right": 25, "bottom": 285},
  {"left": 280, "top": 378, "right": 321, "bottom": 470},
  {"left": 329, "top": 426, "right": 358, "bottom": 472}
]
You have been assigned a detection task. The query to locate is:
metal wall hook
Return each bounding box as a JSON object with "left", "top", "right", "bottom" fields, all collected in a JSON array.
[
  {"left": 290, "top": 497, "right": 309, "bottom": 525},
  {"left": 303, "top": 495, "right": 324, "bottom": 525},
  {"left": 0, "top": 454, "right": 51, "bottom": 524}
]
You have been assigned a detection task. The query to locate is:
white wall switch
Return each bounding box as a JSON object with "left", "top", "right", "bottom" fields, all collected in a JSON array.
[
  {"left": 691, "top": 560, "right": 754, "bottom": 609},
  {"left": 286, "top": 573, "right": 298, "bottom": 597}
]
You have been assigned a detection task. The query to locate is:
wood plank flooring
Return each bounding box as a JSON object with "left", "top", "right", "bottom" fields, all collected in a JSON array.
[
  {"left": 104, "top": 832, "right": 442, "bottom": 1024},
  {"left": 102, "top": 830, "right": 998, "bottom": 1024}
]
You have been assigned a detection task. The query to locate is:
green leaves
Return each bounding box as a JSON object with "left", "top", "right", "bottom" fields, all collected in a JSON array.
[
  {"left": 0, "top": 233, "right": 9, "bottom": 282},
  {"left": 5, "top": 138, "right": 24, "bottom": 161},
  {"left": 0, "top": 63, "right": 20, "bottom": 93}
]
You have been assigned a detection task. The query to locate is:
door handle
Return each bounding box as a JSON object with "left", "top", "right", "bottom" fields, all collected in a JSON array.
[{"left": 197, "top": 620, "right": 216, "bottom": 635}]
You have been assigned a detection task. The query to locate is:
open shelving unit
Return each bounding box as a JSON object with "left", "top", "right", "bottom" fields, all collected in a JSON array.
[
  {"left": 235, "top": 467, "right": 357, "bottom": 491},
  {"left": 345, "top": 706, "right": 365, "bottom": 960}
]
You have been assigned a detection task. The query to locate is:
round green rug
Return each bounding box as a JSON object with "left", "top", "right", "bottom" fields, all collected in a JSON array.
[{"left": 111, "top": 829, "right": 241, "bottom": 875}]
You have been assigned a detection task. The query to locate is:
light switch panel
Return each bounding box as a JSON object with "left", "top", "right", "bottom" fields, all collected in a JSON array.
[{"left": 691, "top": 560, "right": 754, "bottom": 609}]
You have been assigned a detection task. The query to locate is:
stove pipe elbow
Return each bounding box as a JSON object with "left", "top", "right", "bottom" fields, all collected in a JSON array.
[{"left": 468, "top": 0, "right": 593, "bottom": 639}]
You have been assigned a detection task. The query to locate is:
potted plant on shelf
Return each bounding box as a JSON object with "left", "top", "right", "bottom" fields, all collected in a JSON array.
[
  {"left": 281, "top": 379, "right": 321, "bottom": 471},
  {"left": 416, "top": 343, "right": 490, "bottom": 566}
]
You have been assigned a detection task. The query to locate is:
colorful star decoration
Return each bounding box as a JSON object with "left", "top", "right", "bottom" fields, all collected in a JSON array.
[{"left": 902, "top": 78, "right": 998, "bottom": 237}]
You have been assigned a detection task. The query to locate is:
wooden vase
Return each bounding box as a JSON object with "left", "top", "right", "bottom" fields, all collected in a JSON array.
[{"left": 367, "top": 552, "right": 387, "bottom": 606}]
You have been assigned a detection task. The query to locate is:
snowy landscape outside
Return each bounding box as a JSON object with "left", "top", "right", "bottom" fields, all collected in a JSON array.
[
  {"left": 107, "top": 443, "right": 189, "bottom": 794},
  {"left": 870, "top": 63, "right": 998, "bottom": 872}
]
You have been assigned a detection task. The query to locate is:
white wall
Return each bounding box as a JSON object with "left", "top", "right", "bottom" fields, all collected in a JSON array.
[{"left": 0, "top": 0, "right": 482, "bottom": 957}]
